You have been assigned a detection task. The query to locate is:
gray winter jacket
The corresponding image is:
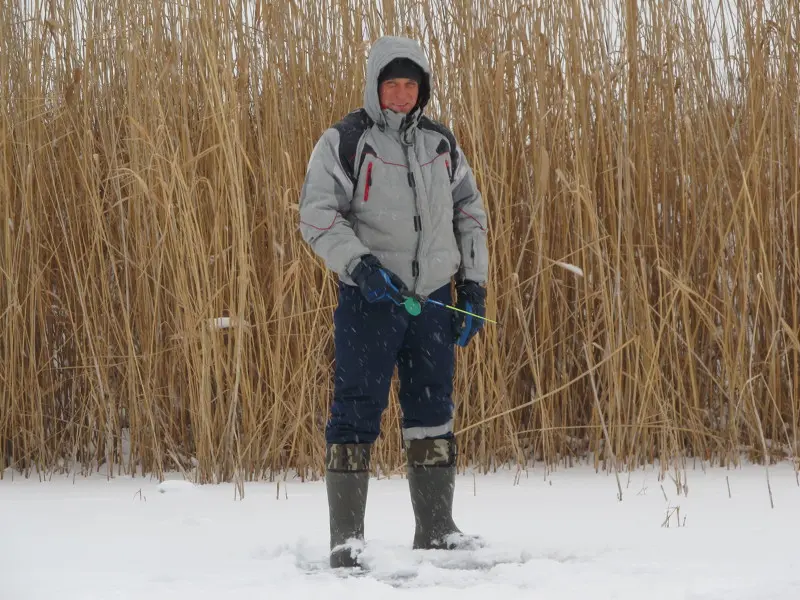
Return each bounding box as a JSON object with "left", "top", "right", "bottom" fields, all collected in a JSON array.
[{"left": 298, "top": 36, "right": 489, "bottom": 298}]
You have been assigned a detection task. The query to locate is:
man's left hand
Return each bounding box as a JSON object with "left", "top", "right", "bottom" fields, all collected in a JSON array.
[{"left": 452, "top": 280, "right": 486, "bottom": 347}]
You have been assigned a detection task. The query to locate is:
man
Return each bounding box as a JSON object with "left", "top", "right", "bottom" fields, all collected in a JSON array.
[{"left": 298, "top": 35, "right": 489, "bottom": 568}]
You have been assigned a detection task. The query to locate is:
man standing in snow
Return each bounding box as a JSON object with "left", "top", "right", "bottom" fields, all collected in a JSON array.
[{"left": 298, "top": 35, "right": 489, "bottom": 568}]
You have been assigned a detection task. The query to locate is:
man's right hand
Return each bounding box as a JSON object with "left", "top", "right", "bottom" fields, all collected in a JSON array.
[{"left": 349, "top": 254, "right": 408, "bottom": 304}]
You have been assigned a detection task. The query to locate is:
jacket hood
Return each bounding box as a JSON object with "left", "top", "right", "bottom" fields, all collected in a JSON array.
[{"left": 364, "top": 36, "right": 431, "bottom": 127}]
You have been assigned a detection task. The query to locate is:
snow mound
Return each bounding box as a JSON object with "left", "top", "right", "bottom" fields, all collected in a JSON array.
[{"left": 157, "top": 479, "right": 197, "bottom": 493}]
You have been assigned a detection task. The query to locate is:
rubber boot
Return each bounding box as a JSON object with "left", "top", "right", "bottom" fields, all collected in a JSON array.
[
  {"left": 405, "top": 438, "right": 482, "bottom": 550},
  {"left": 325, "top": 443, "right": 370, "bottom": 568}
]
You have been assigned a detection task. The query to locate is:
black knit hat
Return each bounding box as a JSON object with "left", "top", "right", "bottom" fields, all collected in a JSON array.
[{"left": 378, "top": 58, "right": 424, "bottom": 85}]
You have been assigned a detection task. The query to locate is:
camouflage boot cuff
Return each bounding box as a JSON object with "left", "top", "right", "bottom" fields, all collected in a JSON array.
[
  {"left": 405, "top": 438, "right": 457, "bottom": 467},
  {"left": 326, "top": 443, "right": 371, "bottom": 472}
]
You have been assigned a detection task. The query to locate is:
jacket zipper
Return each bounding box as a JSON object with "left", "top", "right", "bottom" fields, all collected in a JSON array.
[
  {"left": 363, "top": 162, "right": 373, "bottom": 202},
  {"left": 403, "top": 144, "right": 423, "bottom": 293}
]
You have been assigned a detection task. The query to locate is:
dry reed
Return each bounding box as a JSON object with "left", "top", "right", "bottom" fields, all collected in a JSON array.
[{"left": 1, "top": 0, "right": 798, "bottom": 482}]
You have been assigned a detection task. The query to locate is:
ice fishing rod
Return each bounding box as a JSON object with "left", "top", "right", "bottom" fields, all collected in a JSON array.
[{"left": 398, "top": 294, "right": 497, "bottom": 324}]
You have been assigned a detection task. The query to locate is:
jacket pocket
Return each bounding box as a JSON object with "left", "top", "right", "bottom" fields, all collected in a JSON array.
[
  {"left": 363, "top": 162, "right": 373, "bottom": 202},
  {"left": 470, "top": 236, "right": 488, "bottom": 276}
]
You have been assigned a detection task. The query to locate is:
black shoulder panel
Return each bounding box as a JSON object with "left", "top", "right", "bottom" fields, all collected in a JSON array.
[
  {"left": 418, "top": 116, "right": 459, "bottom": 181},
  {"left": 332, "top": 109, "right": 374, "bottom": 184}
]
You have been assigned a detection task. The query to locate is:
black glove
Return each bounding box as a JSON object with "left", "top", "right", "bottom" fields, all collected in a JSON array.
[
  {"left": 349, "top": 254, "right": 408, "bottom": 304},
  {"left": 452, "top": 280, "right": 486, "bottom": 346}
]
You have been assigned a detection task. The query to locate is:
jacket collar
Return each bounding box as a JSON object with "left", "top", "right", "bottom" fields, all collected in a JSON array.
[{"left": 380, "top": 107, "right": 421, "bottom": 145}]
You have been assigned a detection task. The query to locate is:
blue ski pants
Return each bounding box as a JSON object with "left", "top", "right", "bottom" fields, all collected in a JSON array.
[{"left": 325, "top": 282, "right": 456, "bottom": 445}]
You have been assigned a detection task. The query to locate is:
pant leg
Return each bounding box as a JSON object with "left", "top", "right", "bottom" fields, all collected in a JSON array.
[
  {"left": 325, "top": 282, "right": 409, "bottom": 444},
  {"left": 396, "top": 284, "right": 456, "bottom": 441}
]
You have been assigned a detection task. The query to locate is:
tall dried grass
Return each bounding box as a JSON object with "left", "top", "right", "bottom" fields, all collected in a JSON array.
[{"left": 2, "top": 0, "right": 798, "bottom": 482}]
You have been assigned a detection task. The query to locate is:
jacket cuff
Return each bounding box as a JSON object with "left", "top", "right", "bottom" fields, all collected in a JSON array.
[{"left": 345, "top": 253, "right": 368, "bottom": 277}]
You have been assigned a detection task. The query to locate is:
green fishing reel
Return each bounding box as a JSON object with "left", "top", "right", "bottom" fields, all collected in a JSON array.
[{"left": 402, "top": 295, "right": 422, "bottom": 316}]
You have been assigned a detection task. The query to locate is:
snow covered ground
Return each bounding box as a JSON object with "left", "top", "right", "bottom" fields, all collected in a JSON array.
[{"left": 2, "top": 460, "right": 799, "bottom": 600}]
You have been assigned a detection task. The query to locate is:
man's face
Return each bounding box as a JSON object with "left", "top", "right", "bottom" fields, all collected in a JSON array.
[{"left": 379, "top": 78, "right": 420, "bottom": 114}]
